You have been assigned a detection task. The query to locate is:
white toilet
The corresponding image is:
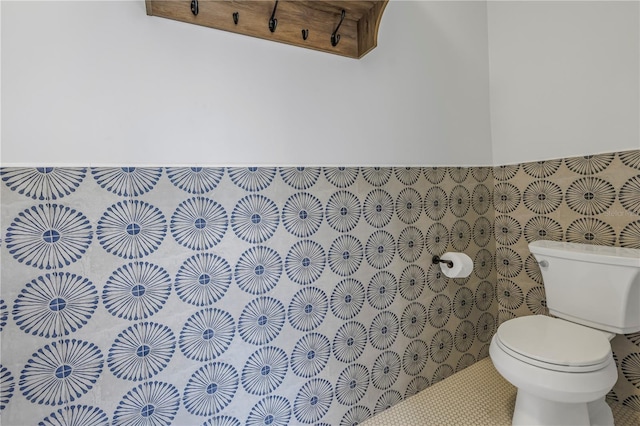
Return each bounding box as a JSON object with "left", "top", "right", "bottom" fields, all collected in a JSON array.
[{"left": 490, "top": 240, "right": 640, "bottom": 426}]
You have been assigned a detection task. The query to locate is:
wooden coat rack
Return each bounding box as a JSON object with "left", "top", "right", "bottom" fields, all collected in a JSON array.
[{"left": 145, "top": 0, "right": 389, "bottom": 59}]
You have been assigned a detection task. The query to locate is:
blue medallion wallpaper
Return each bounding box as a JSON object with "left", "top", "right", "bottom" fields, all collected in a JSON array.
[
  {"left": 0, "top": 166, "right": 497, "bottom": 425},
  {"left": 2, "top": 154, "right": 638, "bottom": 425}
]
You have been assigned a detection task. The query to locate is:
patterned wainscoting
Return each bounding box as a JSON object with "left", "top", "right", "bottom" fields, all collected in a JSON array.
[
  {"left": 492, "top": 150, "right": 640, "bottom": 411},
  {"left": 0, "top": 166, "right": 497, "bottom": 425}
]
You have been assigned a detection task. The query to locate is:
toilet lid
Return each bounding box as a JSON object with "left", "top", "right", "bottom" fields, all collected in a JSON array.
[{"left": 495, "top": 315, "right": 612, "bottom": 372}]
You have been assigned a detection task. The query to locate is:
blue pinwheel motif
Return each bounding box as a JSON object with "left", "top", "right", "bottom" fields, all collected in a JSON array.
[
  {"left": 203, "top": 416, "right": 241, "bottom": 426},
  {"left": 107, "top": 322, "right": 175, "bottom": 382},
  {"left": 369, "top": 311, "right": 399, "bottom": 350},
  {"left": 361, "top": 167, "right": 392, "bottom": 187},
  {"left": 332, "top": 321, "right": 368, "bottom": 363},
  {"left": 103, "top": 262, "right": 171, "bottom": 321},
  {"left": 450, "top": 185, "right": 471, "bottom": 217},
  {"left": 238, "top": 297, "right": 285, "bottom": 345},
  {"left": 1, "top": 365, "right": 14, "bottom": 411},
  {"left": 13, "top": 272, "right": 97, "bottom": 338},
  {"left": 293, "top": 378, "right": 334, "bottom": 424},
  {"left": 279, "top": 167, "right": 320, "bottom": 190},
  {"left": 92, "top": 167, "right": 161, "bottom": 196},
  {"left": 171, "top": 197, "right": 228, "bottom": 250},
  {"left": 340, "top": 406, "right": 371, "bottom": 426},
  {"left": 450, "top": 166, "right": 470, "bottom": 183},
  {"left": 290, "top": 333, "right": 331, "bottom": 378},
  {"left": 400, "top": 302, "right": 428, "bottom": 339},
  {"left": 20, "top": 339, "right": 103, "bottom": 406},
  {"left": 402, "top": 340, "right": 429, "bottom": 376},
  {"left": 327, "top": 235, "right": 363, "bottom": 277},
  {"left": 622, "top": 353, "right": 640, "bottom": 395},
  {"left": 246, "top": 395, "right": 291, "bottom": 426},
  {"left": 432, "top": 364, "right": 455, "bottom": 385},
  {"left": 424, "top": 167, "right": 446, "bottom": 184},
  {"left": 399, "top": 265, "right": 426, "bottom": 301},
  {"left": 396, "top": 188, "right": 422, "bottom": 224},
  {"left": 38, "top": 405, "right": 109, "bottom": 426},
  {"left": 397, "top": 226, "right": 424, "bottom": 263},
  {"left": 183, "top": 362, "right": 239, "bottom": 417},
  {"left": 424, "top": 187, "right": 448, "bottom": 220},
  {"left": 365, "top": 230, "right": 396, "bottom": 269},
  {"left": 374, "top": 390, "right": 403, "bottom": 415},
  {"left": 367, "top": 271, "right": 397, "bottom": 310},
  {"left": 330, "top": 278, "right": 365, "bottom": 321},
  {"left": 1, "top": 167, "right": 86, "bottom": 200},
  {"left": 234, "top": 246, "right": 282, "bottom": 295},
  {"left": 430, "top": 330, "right": 453, "bottom": 363},
  {"left": 179, "top": 308, "right": 235, "bottom": 362},
  {"left": 231, "top": 195, "right": 279, "bottom": 244},
  {"left": 323, "top": 167, "right": 359, "bottom": 188},
  {"left": 405, "top": 376, "right": 430, "bottom": 398},
  {"left": 371, "top": 351, "right": 401, "bottom": 390},
  {"left": 288, "top": 286, "right": 328, "bottom": 332},
  {"left": 285, "top": 240, "right": 326, "bottom": 285},
  {"left": 335, "top": 363, "right": 369, "bottom": 405},
  {"left": 227, "top": 167, "right": 276, "bottom": 192},
  {"left": 0, "top": 299, "right": 6, "bottom": 332},
  {"left": 5, "top": 204, "right": 92, "bottom": 270},
  {"left": 394, "top": 167, "right": 421, "bottom": 185},
  {"left": 97, "top": 200, "right": 166, "bottom": 259},
  {"left": 112, "top": 381, "right": 180, "bottom": 426},
  {"left": 175, "top": 253, "right": 232, "bottom": 306},
  {"left": 363, "top": 189, "right": 394, "bottom": 228},
  {"left": 325, "top": 191, "right": 361, "bottom": 232},
  {"left": 476, "top": 312, "right": 496, "bottom": 343},
  {"left": 282, "top": 192, "right": 323, "bottom": 238},
  {"left": 166, "top": 167, "right": 224, "bottom": 194},
  {"left": 427, "top": 294, "right": 452, "bottom": 328},
  {"left": 325, "top": 190, "right": 361, "bottom": 232},
  {"left": 241, "top": 346, "right": 288, "bottom": 395},
  {"left": 425, "top": 223, "right": 449, "bottom": 256}
]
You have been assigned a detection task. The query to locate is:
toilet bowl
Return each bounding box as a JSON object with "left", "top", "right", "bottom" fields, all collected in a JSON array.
[
  {"left": 490, "top": 315, "right": 617, "bottom": 425},
  {"left": 489, "top": 240, "right": 640, "bottom": 426}
]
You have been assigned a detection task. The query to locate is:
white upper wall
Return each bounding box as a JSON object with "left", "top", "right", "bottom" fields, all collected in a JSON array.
[
  {"left": 488, "top": 0, "right": 640, "bottom": 165},
  {"left": 3, "top": 1, "right": 638, "bottom": 167},
  {"left": 0, "top": 0, "right": 493, "bottom": 166}
]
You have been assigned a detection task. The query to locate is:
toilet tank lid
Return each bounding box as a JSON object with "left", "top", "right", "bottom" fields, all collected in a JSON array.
[{"left": 529, "top": 240, "right": 640, "bottom": 267}]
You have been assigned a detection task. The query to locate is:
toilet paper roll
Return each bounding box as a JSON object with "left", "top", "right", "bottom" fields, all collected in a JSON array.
[{"left": 439, "top": 252, "right": 474, "bottom": 278}]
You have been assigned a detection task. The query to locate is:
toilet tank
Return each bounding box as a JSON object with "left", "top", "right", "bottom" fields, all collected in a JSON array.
[{"left": 529, "top": 240, "right": 640, "bottom": 334}]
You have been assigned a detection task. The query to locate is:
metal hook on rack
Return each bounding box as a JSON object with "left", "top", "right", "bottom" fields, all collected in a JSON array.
[
  {"left": 190, "top": 0, "right": 199, "bottom": 16},
  {"left": 269, "top": 0, "right": 279, "bottom": 33},
  {"left": 331, "top": 9, "right": 345, "bottom": 47},
  {"left": 302, "top": 29, "right": 309, "bottom": 40},
  {"left": 233, "top": 12, "right": 239, "bottom": 25}
]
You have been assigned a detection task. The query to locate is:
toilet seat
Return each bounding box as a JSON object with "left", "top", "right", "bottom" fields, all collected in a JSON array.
[{"left": 495, "top": 315, "right": 613, "bottom": 373}]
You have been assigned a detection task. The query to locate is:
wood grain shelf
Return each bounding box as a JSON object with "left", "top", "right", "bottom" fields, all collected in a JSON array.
[{"left": 145, "top": 0, "right": 389, "bottom": 59}]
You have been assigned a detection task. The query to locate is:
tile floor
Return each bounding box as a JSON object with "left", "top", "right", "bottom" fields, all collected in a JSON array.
[{"left": 362, "top": 357, "right": 640, "bottom": 426}]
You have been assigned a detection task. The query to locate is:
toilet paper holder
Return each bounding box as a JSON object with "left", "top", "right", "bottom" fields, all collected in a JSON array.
[{"left": 432, "top": 255, "right": 454, "bottom": 269}]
